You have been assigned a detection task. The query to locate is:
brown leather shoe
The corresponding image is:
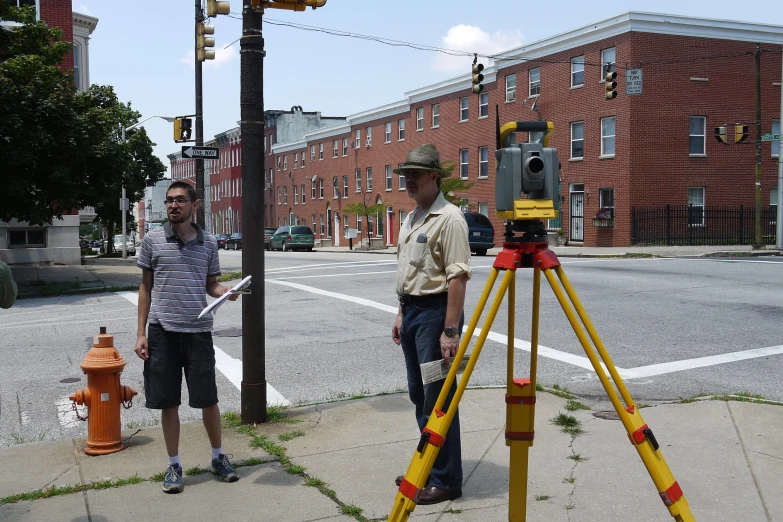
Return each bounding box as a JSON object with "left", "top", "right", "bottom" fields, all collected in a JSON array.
[
  {"left": 417, "top": 485, "right": 462, "bottom": 505},
  {"left": 395, "top": 475, "right": 431, "bottom": 487}
]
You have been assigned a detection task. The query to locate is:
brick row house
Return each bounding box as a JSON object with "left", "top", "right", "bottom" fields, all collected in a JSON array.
[{"left": 170, "top": 12, "right": 783, "bottom": 247}]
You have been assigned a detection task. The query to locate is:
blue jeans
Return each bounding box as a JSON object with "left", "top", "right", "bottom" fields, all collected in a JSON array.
[{"left": 400, "top": 298, "right": 463, "bottom": 491}]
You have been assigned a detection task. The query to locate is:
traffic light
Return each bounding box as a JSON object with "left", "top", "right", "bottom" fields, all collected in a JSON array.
[
  {"left": 197, "top": 23, "right": 215, "bottom": 61},
  {"left": 605, "top": 70, "right": 618, "bottom": 100},
  {"left": 206, "top": 0, "right": 230, "bottom": 17},
  {"left": 714, "top": 126, "right": 727, "bottom": 143},
  {"left": 173, "top": 117, "right": 192, "bottom": 143},
  {"left": 735, "top": 124, "right": 749, "bottom": 144},
  {"left": 472, "top": 63, "right": 484, "bottom": 94}
]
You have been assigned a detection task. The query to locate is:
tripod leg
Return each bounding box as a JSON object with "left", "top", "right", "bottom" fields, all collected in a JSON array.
[
  {"left": 389, "top": 268, "right": 515, "bottom": 522},
  {"left": 541, "top": 266, "right": 694, "bottom": 522}
]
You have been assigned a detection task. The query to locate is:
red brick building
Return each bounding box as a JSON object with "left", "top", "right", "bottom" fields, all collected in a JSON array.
[{"left": 172, "top": 12, "right": 783, "bottom": 247}]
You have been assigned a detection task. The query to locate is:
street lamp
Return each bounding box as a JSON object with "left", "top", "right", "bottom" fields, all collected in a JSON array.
[{"left": 120, "top": 115, "right": 175, "bottom": 259}]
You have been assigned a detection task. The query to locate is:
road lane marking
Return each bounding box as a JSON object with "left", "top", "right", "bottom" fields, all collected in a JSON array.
[
  {"left": 271, "top": 270, "right": 397, "bottom": 281},
  {"left": 264, "top": 259, "right": 397, "bottom": 274},
  {"left": 0, "top": 316, "right": 138, "bottom": 330},
  {"left": 621, "top": 345, "right": 783, "bottom": 378},
  {"left": 116, "top": 291, "right": 289, "bottom": 406},
  {"left": 0, "top": 307, "right": 134, "bottom": 328}
]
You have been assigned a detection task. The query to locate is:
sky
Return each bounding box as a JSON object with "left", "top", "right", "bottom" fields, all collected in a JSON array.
[{"left": 79, "top": 0, "right": 783, "bottom": 172}]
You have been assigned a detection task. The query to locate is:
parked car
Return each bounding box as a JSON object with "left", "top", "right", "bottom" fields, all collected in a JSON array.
[
  {"left": 463, "top": 212, "right": 495, "bottom": 256},
  {"left": 225, "top": 233, "right": 242, "bottom": 250},
  {"left": 264, "top": 228, "right": 277, "bottom": 250},
  {"left": 215, "top": 233, "right": 229, "bottom": 249},
  {"left": 103, "top": 234, "right": 136, "bottom": 255},
  {"left": 270, "top": 225, "right": 314, "bottom": 252}
]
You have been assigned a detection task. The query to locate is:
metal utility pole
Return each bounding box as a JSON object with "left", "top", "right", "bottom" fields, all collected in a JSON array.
[
  {"left": 195, "top": 0, "right": 206, "bottom": 229},
  {"left": 240, "top": 2, "right": 267, "bottom": 424},
  {"left": 754, "top": 44, "right": 764, "bottom": 249},
  {"left": 777, "top": 47, "right": 783, "bottom": 250}
]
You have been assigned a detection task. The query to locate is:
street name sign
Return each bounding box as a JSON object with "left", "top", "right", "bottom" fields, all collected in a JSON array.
[
  {"left": 626, "top": 68, "right": 642, "bottom": 95},
  {"left": 181, "top": 146, "right": 220, "bottom": 159},
  {"left": 760, "top": 134, "right": 780, "bottom": 142}
]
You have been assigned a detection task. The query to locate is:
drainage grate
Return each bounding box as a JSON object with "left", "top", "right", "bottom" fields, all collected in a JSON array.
[{"left": 213, "top": 328, "right": 243, "bottom": 337}]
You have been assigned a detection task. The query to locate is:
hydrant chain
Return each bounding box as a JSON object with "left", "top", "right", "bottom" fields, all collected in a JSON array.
[{"left": 72, "top": 401, "right": 88, "bottom": 421}]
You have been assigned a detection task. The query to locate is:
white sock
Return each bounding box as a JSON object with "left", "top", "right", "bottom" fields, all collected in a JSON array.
[
  {"left": 168, "top": 455, "right": 181, "bottom": 468},
  {"left": 212, "top": 447, "right": 223, "bottom": 460}
]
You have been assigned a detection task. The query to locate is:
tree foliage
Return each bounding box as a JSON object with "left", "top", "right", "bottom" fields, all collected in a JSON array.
[
  {"left": 438, "top": 161, "right": 475, "bottom": 205},
  {"left": 343, "top": 193, "right": 385, "bottom": 242},
  {"left": 0, "top": 4, "right": 165, "bottom": 230}
]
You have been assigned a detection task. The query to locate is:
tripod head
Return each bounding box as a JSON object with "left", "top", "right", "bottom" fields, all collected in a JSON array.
[{"left": 494, "top": 121, "right": 561, "bottom": 243}]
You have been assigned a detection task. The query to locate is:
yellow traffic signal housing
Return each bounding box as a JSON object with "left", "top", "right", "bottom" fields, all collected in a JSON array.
[
  {"left": 173, "top": 117, "right": 193, "bottom": 143},
  {"left": 207, "top": 0, "right": 230, "bottom": 17},
  {"left": 714, "top": 126, "right": 727, "bottom": 143},
  {"left": 472, "top": 63, "right": 485, "bottom": 94},
  {"left": 605, "top": 71, "right": 618, "bottom": 100},
  {"left": 735, "top": 124, "right": 749, "bottom": 144},
  {"left": 197, "top": 23, "right": 216, "bottom": 61}
]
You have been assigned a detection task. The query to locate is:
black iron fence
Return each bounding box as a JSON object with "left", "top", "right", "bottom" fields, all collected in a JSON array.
[{"left": 631, "top": 205, "right": 777, "bottom": 246}]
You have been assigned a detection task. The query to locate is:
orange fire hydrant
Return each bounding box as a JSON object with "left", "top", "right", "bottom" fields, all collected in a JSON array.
[{"left": 70, "top": 326, "right": 138, "bottom": 455}]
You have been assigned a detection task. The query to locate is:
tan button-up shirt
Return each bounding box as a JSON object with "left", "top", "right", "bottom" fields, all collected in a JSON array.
[{"left": 396, "top": 192, "right": 472, "bottom": 296}]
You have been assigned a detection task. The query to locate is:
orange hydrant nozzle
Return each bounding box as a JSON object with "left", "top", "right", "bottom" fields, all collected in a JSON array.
[{"left": 70, "top": 327, "right": 138, "bottom": 455}]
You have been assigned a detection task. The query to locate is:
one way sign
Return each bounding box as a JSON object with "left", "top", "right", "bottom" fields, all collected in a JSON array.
[{"left": 181, "top": 146, "right": 220, "bottom": 159}]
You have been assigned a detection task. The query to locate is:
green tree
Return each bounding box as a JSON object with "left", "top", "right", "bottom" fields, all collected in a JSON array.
[
  {"left": 344, "top": 193, "right": 385, "bottom": 246},
  {"left": 438, "top": 161, "right": 475, "bottom": 205}
]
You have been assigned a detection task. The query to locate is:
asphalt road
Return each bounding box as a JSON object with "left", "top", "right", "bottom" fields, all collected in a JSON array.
[{"left": 1, "top": 250, "right": 781, "bottom": 447}]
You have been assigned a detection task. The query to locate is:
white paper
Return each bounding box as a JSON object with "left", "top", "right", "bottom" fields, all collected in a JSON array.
[
  {"left": 198, "top": 275, "right": 252, "bottom": 319},
  {"left": 420, "top": 353, "right": 471, "bottom": 385}
]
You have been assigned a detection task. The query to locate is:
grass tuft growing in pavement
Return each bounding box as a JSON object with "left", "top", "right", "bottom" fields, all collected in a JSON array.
[
  {"left": 278, "top": 430, "right": 305, "bottom": 442},
  {"left": 221, "top": 411, "right": 242, "bottom": 428},
  {"left": 565, "top": 399, "right": 590, "bottom": 411},
  {"left": 217, "top": 271, "right": 243, "bottom": 282},
  {"left": 552, "top": 413, "right": 584, "bottom": 436},
  {"left": 0, "top": 475, "right": 144, "bottom": 505}
]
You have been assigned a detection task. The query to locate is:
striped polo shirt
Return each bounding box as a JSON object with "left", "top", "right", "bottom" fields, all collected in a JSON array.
[{"left": 137, "top": 222, "right": 221, "bottom": 333}]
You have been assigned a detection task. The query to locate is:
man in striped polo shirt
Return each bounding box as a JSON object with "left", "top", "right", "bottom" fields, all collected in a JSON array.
[{"left": 135, "top": 181, "right": 240, "bottom": 494}]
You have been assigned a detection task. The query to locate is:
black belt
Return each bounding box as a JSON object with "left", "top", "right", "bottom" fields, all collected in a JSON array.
[{"left": 398, "top": 293, "right": 448, "bottom": 305}]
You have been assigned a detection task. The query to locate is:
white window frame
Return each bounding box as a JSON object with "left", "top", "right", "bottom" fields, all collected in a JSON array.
[
  {"left": 301, "top": 151, "right": 305, "bottom": 168},
  {"left": 276, "top": 156, "right": 281, "bottom": 171},
  {"left": 571, "top": 56, "right": 585, "bottom": 88},
  {"left": 600, "top": 116, "right": 616, "bottom": 158},
  {"left": 601, "top": 47, "right": 617, "bottom": 79},
  {"left": 283, "top": 156, "right": 287, "bottom": 170},
  {"left": 688, "top": 187, "right": 705, "bottom": 226},
  {"left": 366, "top": 127, "right": 372, "bottom": 147},
  {"left": 310, "top": 144, "right": 315, "bottom": 162},
  {"left": 311, "top": 179, "right": 316, "bottom": 199},
  {"left": 432, "top": 104, "right": 440, "bottom": 128},
  {"left": 355, "top": 168, "right": 362, "bottom": 192},
  {"left": 283, "top": 186, "right": 288, "bottom": 204},
  {"left": 459, "top": 97, "right": 469, "bottom": 122},
  {"left": 319, "top": 177, "right": 324, "bottom": 199},
  {"left": 478, "top": 202, "right": 489, "bottom": 217},
  {"left": 356, "top": 129, "right": 361, "bottom": 148},
  {"left": 772, "top": 119, "right": 780, "bottom": 157},
  {"left": 385, "top": 122, "right": 391, "bottom": 143},
  {"left": 398, "top": 119, "right": 405, "bottom": 141},
  {"left": 399, "top": 170, "right": 406, "bottom": 190},
  {"left": 343, "top": 137, "right": 348, "bottom": 156},
  {"left": 529, "top": 67, "right": 540, "bottom": 97},
  {"left": 319, "top": 143, "right": 324, "bottom": 160},
  {"left": 571, "top": 121, "right": 585, "bottom": 159},
  {"left": 459, "top": 149, "right": 469, "bottom": 179},
  {"left": 689, "top": 116, "right": 706, "bottom": 156},
  {"left": 333, "top": 176, "right": 339, "bottom": 198},
  {"left": 294, "top": 184, "right": 299, "bottom": 205},
  {"left": 479, "top": 92, "right": 488, "bottom": 118},
  {"left": 343, "top": 175, "right": 348, "bottom": 197},
  {"left": 599, "top": 188, "right": 614, "bottom": 215},
  {"left": 385, "top": 165, "right": 392, "bottom": 191},
  {"left": 506, "top": 74, "right": 517, "bottom": 102},
  {"left": 416, "top": 108, "right": 424, "bottom": 131},
  {"left": 333, "top": 140, "right": 338, "bottom": 158},
  {"left": 301, "top": 184, "right": 306, "bottom": 204},
  {"left": 293, "top": 152, "right": 298, "bottom": 169},
  {"left": 478, "top": 146, "right": 489, "bottom": 178},
  {"left": 366, "top": 167, "right": 373, "bottom": 192}
]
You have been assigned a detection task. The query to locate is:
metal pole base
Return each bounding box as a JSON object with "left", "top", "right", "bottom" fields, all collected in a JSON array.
[{"left": 241, "top": 381, "right": 267, "bottom": 424}]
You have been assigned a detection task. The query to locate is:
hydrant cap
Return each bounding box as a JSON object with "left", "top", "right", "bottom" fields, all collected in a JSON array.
[{"left": 80, "top": 328, "right": 127, "bottom": 373}]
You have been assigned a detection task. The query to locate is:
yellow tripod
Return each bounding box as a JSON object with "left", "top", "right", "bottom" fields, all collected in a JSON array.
[{"left": 388, "top": 220, "right": 694, "bottom": 522}]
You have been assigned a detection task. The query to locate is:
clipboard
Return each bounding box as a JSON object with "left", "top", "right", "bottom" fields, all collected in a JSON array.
[{"left": 198, "top": 275, "right": 252, "bottom": 319}]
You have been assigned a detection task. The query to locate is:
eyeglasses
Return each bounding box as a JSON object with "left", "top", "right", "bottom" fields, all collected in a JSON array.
[{"left": 164, "top": 197, "right": 192, "bottom": 206}]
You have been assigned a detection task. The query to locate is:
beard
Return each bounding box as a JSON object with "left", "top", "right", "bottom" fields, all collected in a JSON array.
[{"left": 168, "top": 208, "right": 191, "bottom": 224}]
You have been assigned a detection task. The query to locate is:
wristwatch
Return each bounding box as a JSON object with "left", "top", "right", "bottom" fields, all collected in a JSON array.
[{"left": 443, "top": 327, "right": 459, "bottom": 338}]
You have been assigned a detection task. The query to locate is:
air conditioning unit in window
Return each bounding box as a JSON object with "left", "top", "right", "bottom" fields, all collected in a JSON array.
[
  {"left": 366, "top": 138, "right": 371, "bottom": 147},
  {"left": 265, "top": 183, "right": 272, "bottom": 190}
]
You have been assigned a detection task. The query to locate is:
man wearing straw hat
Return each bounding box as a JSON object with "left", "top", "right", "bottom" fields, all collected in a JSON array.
[{"left": 391, "top": 144, "right": 472, "bottom": 505}]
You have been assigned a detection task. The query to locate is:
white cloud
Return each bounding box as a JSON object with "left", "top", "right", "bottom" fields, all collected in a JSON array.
[
  {"left": 179, "top": 42, "right": 238, "bottom": 70},
  {"left": 431, "top": 25, "right": 523, "bottom": 73},
  {"left": 78, "top": 4, "right": 91, "bottom": 15}
]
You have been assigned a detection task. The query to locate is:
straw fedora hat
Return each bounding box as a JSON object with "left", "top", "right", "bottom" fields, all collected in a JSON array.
[{"left": 392, "top": 144, "right": 451, "bottom": 177}]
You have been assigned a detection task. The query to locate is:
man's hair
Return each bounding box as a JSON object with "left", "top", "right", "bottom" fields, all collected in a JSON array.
[{"left": 167, "top": 181, "right": 198, "bottom": 202}]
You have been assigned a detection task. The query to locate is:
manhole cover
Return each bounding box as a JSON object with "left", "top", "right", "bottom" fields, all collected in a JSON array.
[
  {"left": 60, "top": 377, "right": 81, "bottom": 384},
  {"left": 592, "top": 411, "right": 620, "bottom": 421},
  {"left": 213, "top": 328, "right": 243, "bottom": 337}
]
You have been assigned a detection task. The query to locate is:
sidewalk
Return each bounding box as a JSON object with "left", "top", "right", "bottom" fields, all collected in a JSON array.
[{"left": 0, "top": 389, "right": 780, "bottom": 521}]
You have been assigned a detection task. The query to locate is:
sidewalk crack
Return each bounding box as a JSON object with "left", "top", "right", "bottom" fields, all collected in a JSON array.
[
  {"left": 727, "top": 402, "right": 772, "bottom": 522},
  {"left": 71, "top": 438, "right": 93, "bottom": 522}
]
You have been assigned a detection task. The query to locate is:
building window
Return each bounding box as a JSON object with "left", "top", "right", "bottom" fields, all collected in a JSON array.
[
  {"left": 571, "top": 121, "right": 584, "bottom": 159},
  {"left": 529, "top": 67, "right": 540, "bottom": 96},
  {"left": 311, "top": 179, "right": 316, "bottom": 199},
  {"left": 301, "top": 152, "right": 305, "bottom": 168},
  {"left": 459, "top": 97, "right": 468, "bottom": 121},
  {"left": 301, "top": 184, "right": 306, "bottom": 204},
  {"left": 385, "top": 122, "right": 392, "bottom": 143},
  {"left": 277, "top": 187, "right": 281, "bottom": 204},
  {"left": 688, "top": 187, "right": 705, "bottom": 226},
  {"left": 601, "top": 116, "right": 616, "bottom": 157},
  {"left": 400, "top": 210, "right": 407, "bottom": 228},
  {"left": 283, "top": 186, "right": 288, "bottom": 204},
  {"left": 599, "top": 188, "right": 614, "bottom": 218},
  {"left": 277, "top": 157, "right": 281, "bottom": 170},
  {"left": 333, "top": 177, "right": 339, "bottom": 198},
  {"left": 385, "top": 165, "right": 392, "bottom": 190},
  {"left": 283, "top": 156, "right": 287, "bottom": 170},
  {"left": 8, "top": 228, "right": 45, "bottom": 248},
  {"left": 479, "top": 92, "right": 488, "bottom": 117},
  {"left": 344, "top": 214, "right": 349, "bottom": 233},
  {"left": 479, "top": 146, "right": 488, "bottom": 178},
  {"left": 320, "top": 214, "right": 325, "bottom": 236},
  {"left": 367, "top": 215, "right": 374, "bottom": 236},
  {"left": 478, "top": 202, "right": 489, "bottom": 217},
  {"left": 416, "top": 108, "right": 424, "bottom": 130},
  {"left": 73, "top": 43, "right": 80, "bottom": 90},
  {"left": 333, "top": 140, "right": 339, "bottom": 158},
  {"left": 399, "top": 170, "right": 406, "bottom": 190},
  {"left": 772, "top": 119, "right": 780, "bottom": 157},
  {"left": 506, "top": 74, "right": 516, "bottom": 102},
  {"left": 432, "top": 103, "right": 440, "bottom": 128},
  {"left": 459, "top": 149, "right": 469, "bottom": 179},
  {"left": 294, "top": 185, "right": 298, "bottom": 204},
  {"left": 357, "top": 215, "right": 362, "bottom": 233},
  {"left": 689, "top": 116, "right": 706, "bottom": 156},
  {"left": 571, "top": 56, "right": 584, "bottom": 87},
  {"left": 366, "top": 127, "right": 372, "bottom": 147},
  {"left": 366, "top": 167, "right": 373, "bottom": 192},
  {"left": 356, "top": 168, "right": 362, "bottom": 192},
  {"left": 312, "top": 214, "right": 316, "bottom": 232},
  {"left": 319, "top": 143, "right": 324, "bottom": 160},
  {"left": 343, "top": 175, "right": 348, "bottom": 198},
  {"left": 310, "top": 144, "right": 315, "bottom": 162},
  {"left": 319, "top": 177, "right": 324, "bottom": 199},
  {"left": 343, "top": 138, "right": 348, "bottom": 156},
  {"left": 398, "top": 119, "right": 405, "bottom": 140},
  {"left": 601, "top": 47, "right": 616, "bottom": 79},
  {"left": 294, "top": 152, "right": 298, "bottom": 169}
]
